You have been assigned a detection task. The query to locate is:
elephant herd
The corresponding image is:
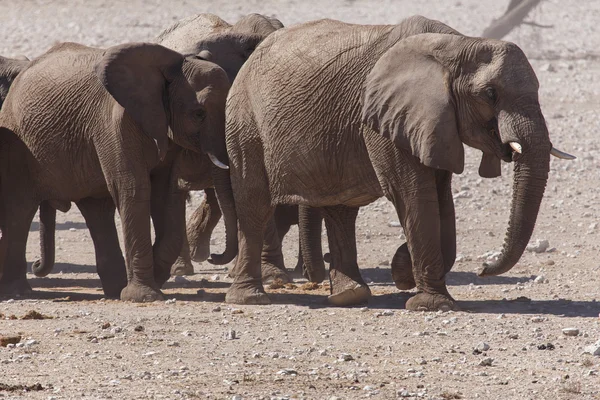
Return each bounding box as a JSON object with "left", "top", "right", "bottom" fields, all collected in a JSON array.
[{"left": 0, "top": 13, "right": 575, "bottom": 311}]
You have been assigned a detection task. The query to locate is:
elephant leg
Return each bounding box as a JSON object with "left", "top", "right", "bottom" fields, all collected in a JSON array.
[
  {"left": 0, "top": 197, "right": 37, "bottom": 296},
  {"left": 150, "top": 167, "right": 186, "bottom": 288},
  {"left": 391, "top": 170, "right": 455, "bottom": 290},
  {"left": 76, "top": 197, "right": 127, "bottom": 299},
  {"left": 31, "top": 201, "right": 56, "bottom": 277},
  {"left": 171, "top": 225, "right": 194, "bottom": 276},
  {"left": 393, "top": 172, "right": 456, "bottom": 312},
  {"left": 260, "top": 214, "right": 291, "bottom": 283},
  {"left": 298, "top": 205, "right": 326, "bottom": 283},
  {"left": 225, "top": 191, "right": 273, "bottom": 305},
  {"left": 187, "top": 188, "right": 222, "bottom": 263},
  {"left": 322, "top": 205, "right": 371, "bottom": 306}
]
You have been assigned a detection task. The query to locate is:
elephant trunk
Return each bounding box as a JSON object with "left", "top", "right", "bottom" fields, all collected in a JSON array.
[
  {"left": 298, "top": 205, "right": 326, "bottom": 283},
  {"left": 208, "top": 165, "right": 238, "bottom": 264},
  {"left": 32, "top": 201, "right": 56, "bottom": 277},
  {"left": 479, "top": 106, "right": 551, "bottom": 276}
]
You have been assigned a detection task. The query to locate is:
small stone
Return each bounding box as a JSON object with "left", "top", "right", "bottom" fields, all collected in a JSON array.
[
  {"left": 174, "top": 276, "right": 189, "bottom": 283},
  {"left": 134, "top": 325, "right": 144, "bottom": 332},
  {"left": 24, "top": 339, "right": 38, "bottom": 346},
  {"left": 562, "top": 328, "right": 579, "bottom": 337},
  {"left": 376, "top": 310, "right": 394, "bottom": 317},
  {"left": 109, "top": 379, "right": 120, "bottom": 385},
  {"left": 476, "top": 342, "right": 490, "bottom": 352},
  {"left": 212, "top": 306, "right": 222, "bottom": 312},
  {"left": 531, "top": 316, "right": 545, "bottom": 323},
  {"left": 479, "top": 357, "right": 493, "bottom": 367},
  {"left": 388, "top": 220, "right": 401, "bottom": 227},
  {"left": 362, "top": 385, "right": 374, "bottom": 391},
  {"left": 339, "top": 353, "right": 354, "bottom": 361},
  {"left": 276, "top": 368, "right": 298, "bottom": 376},
  {"left": 231, "top": 309, "right": 244, "bottom": 315},
  {"left": 101, "top": 322, "right": 111, "bottom": 329},
  {"left": 231, "top": 396, "right": 243, "bottom": 400},
  {"left": 534, "top": 275, "right": 547, "bottom": 284},
  {"left": 165, "top": 298, "right": 176, "bottom": 305},
  {"left": 453, "top": 190, "right": 472, "bottom": 200},
  {"left": 167, "top": 341, "right": 179, "bottom": 347},
  {"left": 211, "top": 274, "right": 221, "bottom": 281},
  {"left": 583, "top": 339, "right": 600, "bottom": 356},
  {"left": 225, "top": 329, "right": 236, "bottom": 340},
  {"left": 526, "top": 239, "right": 549, "bottom": 253},
  {"left": 508, "top": 333, "right": 519, "bottom": 340}
]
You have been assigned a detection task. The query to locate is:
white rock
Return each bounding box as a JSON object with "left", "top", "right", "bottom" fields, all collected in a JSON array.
[
  {"left": 277, "top": 368, "right": 298, "bottom": 376},
  {"left": 526, "top": 239, "right": 549, "bottom": 253},
  {"left": 25, "top": 339, "right": 38, "bottom": 346},
  {"left": 165, "top": 298, "right": 176, "bottom": 305},
  {"left": 534, "top": 275, "right": 547, "bottom": 284},
  {"left": 225, "top": 329, "right": 236, "bottom": 340},
  {"left": 476, "top": 342, "right": 490, "bottom": 352},
  {"left": 388, "top": 220, "right": 401, "bottom": 227},
  {"left": 231, "top": 396, "right": 242, "bottom": 400},
  {"left": 211, "top": 274, "right": 221, "bottom": 281},
  {"left": 583, "top": 340, "right": 600, "bottom": 356},
  {"left": 562, "top": 328, "right": 579, "bottom": 337},
  {"left": 453, "top": 190, "right": 472, "bottom": 200}
]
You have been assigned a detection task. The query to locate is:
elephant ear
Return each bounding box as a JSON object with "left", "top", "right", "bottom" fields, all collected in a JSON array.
[
  {"left": 95, "top": 43, "right": 185, "bottom": 160},
  {"left": 362, "top": 37, "right": 464, "bottom": 174}
]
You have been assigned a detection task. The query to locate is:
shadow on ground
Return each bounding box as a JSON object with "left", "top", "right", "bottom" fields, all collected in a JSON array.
[{"left": 29, "top": 221, "right": 88, "bottom": 232}]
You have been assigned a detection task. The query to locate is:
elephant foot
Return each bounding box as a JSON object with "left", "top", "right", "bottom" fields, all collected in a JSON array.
[
  {"left": 0, "top": 278, "right": 33, "bottom": 297},
  {"left": 328, "top": 269, "right": 371, "bottom": 306},
  {"left": 171, "top": 257, "right": 194, "bottom": 276},
  {"left": 225, "top": 281, "right": 270, "bottom": 305},
  {"left": 261, "top": 262, "right": 291, "bottom": 284},
  {"left": 391, "top": 243, "right": 416, "bottom": 290},
  {"left": 189, "top": 241, "right": 210, "bottom": 263},
  {"left": 405, "top": 291, "right": 457, "bottom": 312},
  {"left": 120, "top": 282, "right": 164, "bottom": 303}
]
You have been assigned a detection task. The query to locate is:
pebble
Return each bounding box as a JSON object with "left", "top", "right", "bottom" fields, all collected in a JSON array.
[
  {"left": 583, "top": 339, "right": 600, "bottom": 356},
  {"left": 388, "top": 220, "right": 401, "bottom": 227},
  {"left": 212, "top": 306, "right": 222, "bottom": 312},
  {"left": 534, "top": 275, "right": 547, "bottom": 284},
  {"left": 225, "top": 329, "right": 236, "bottom": 340},
  {"left": 526, "top": 239, "right": 549, "bottom": 253},
  {"left": 479, "top": 357, "right": 493, "bottom": 367},
  {"left": 531, "top": 316, "right": 545, "bottom": 323},
  {"left": 211, "top": 274, "right": 221, "bottom": 281},
  {"left": 339, "top": 353, "right": 354, "bottom": 361},
  {"left": 277, "top": 368, "right": 298, "bottom": 376},
  {"left": 231, "top": 396, "right": 242, "bottom": 400},
  {"left": 174, "top": 276, "right": 189, "bottom": 283},
  {"left": 476, "top": 342, "right": 490, "bottom": 352},
  {"left": 24, "top": 339, "right": 38, "bottom": 347},
  {"left": 165, "top": 299, "right": 176, "bottom": 305},
  {"left": 562, "top": 328, "right": 579, "bottom": 337}
]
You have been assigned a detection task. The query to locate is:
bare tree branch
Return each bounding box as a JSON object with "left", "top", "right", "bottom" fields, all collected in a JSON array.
[{"left": 482, "top": 0, "right": 544, "bottom": 40}]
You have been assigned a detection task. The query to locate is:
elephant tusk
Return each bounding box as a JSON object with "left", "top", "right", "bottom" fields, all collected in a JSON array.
[
  {"left": 208, "top": 153, "right": 229, "bottom": 170},
  {"left": 550, "top": 147, "right": 576, "bottom": 160},
  {"left": 509, "top": 142, "right": 522, "bottom": 154}
]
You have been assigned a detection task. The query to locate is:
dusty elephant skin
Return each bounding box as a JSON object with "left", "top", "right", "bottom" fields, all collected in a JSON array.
[
  {"left": 28, "top": 13, "right": 327, "bottom": 290},
  {"left": 217, "top": 15, "right": 559, "bottom": 310},
  {"left": 0, "top": 41, "right": 230, "bottom": 302}
]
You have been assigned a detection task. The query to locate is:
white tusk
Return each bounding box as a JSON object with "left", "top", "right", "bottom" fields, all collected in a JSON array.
[
  {"left": 509, "top": 142, "right": 522, "bottom": 154},
  {"left": 208, "top": 153, "right": 229, "bottom": 170},
  {"left": 550, "top": 147, "right": 576, "bottom": 160}
]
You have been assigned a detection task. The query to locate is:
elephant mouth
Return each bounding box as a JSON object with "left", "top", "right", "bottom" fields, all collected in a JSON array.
[{"left": 487, "top": 118, "right": 513, "bottom": 163}]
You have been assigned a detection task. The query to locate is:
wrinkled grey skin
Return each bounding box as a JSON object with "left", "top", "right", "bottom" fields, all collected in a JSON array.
[
  {"left": 0, "top": 41, "right": 230, "bottom": 302},
  {"left": 213, "top": 15, "right": 553, "bottom": 311}
]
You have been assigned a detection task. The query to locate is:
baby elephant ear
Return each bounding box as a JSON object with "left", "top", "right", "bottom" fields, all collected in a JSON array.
[
  {"left": 95, "top": 43, "right": 185, "bottom": 160},
  {"left": 362, "top": 34, "right": 464, "bottom": 174}
]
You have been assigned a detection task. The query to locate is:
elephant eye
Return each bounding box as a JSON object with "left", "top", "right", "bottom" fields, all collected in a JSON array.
[
  {"left": 194, "top": 108, "right": 206, "bottom": 121},
  {"left": 485, "top": 87, "right": 497, "bottom": 102}
]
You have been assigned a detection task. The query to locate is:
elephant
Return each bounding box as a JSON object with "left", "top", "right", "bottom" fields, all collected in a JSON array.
[
  {"left": 208, "top": 15, "right": 573, "bottom": 310},
  {"left": 27, "top": 13, "right": 327, "bottom": 290},
  {"left": 0, "top": 41, "right": 231, "bottom": 302}
]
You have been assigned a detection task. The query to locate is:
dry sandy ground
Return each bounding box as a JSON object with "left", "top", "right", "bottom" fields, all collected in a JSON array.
[{"left": 1, "top": 0, "right": 600, "bottom": 399}]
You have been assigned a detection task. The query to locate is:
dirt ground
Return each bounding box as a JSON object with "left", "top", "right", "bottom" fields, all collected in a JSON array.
[{"left": 1, "top": 0, "right": 600, "bottom": 399}]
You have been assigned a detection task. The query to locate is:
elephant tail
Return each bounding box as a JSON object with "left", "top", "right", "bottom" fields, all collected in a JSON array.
[
  {"left": 208, "top": 165, "right": 238, "bottom": 265},
  {"left": 298, "top": 205, "right": 327, "bottom": 283},
  {"left": 32, "top": 201, "right": 57, "bottom": 277}
]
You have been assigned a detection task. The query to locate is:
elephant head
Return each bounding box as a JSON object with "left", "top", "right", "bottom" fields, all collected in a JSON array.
[
  {"left": 94, "top": 43, "right": 229, "bottom": 166},
  {"left": 0, "top": 55, "right": 30, "bottom": 109},
  {"left": 362, "top": 33, "right": 573, "bottom": 277},
  {"left": 157, "top": 13, "right": 284, "bottom": 82}
]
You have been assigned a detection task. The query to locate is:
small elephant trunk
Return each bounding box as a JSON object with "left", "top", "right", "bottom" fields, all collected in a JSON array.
[
  {"left": 208, "top": 165, "right": 238, "bottom": 264},
  {"left": 31, "top": 201, "right": 56, "bottom": 277},
  {"left": 479, "top": 108, "right": 551, "bottom": 276}
]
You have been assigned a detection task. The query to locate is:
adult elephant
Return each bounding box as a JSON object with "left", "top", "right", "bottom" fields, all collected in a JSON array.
[
  {"left": 30, "top": 13, "right": 327, "bottom": 288},
  {"left": 210, "top": 15, "right": 573, "bottom": 310},
  {"left": 0, "top": 41, "right": 231, "bottom": 302}
]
